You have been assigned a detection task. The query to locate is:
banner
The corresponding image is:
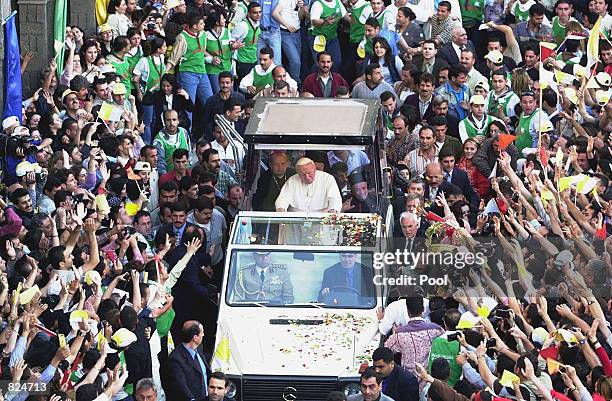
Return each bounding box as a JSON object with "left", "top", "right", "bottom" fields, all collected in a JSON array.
[
  {"left": 3, "top": 12, "right": 22, "bottom": 123},
  {"left": 53, "top": 0, "right": 67, "bottom": 76}
]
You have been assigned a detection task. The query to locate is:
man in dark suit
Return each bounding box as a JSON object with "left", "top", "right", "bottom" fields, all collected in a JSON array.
[
  {"left": 438, "top": 147, "right": 480, "bottom": 209},
  {"left": 167, "top": 320, "right": 211, "bottom": 401},
  {"left": 372, "top": 347, "right": 419, "bottom": 401},
  {"left": 252, "top": 151, "right": 296, "bottom": 211},
  {"left": 319, "top": 253, "right": 375, "bottom": 304},
  {"left": 411, "top": 40, "right": 449, "bottom": 85},
  {"left": 438, "top": 27, "right": 476, "bottom": 67},
  {"left": 200, "top": 71, "right": 246, "bottom": 141},
  {"left": 403, "top": 73, "right": 436, "bottom": 123}
]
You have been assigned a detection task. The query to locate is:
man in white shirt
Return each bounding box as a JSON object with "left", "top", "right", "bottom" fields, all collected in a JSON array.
[
  {"left": 239, "top": 47, "right": 277, "bottom": 95},
  {"left": 275, "top": 158, "right": 342, "bottom": 212},
  {"left": 360, "top": 0, "right": 395, "bottom": 31},
  {"left": 210, "top": 122, "right": 245, "bottom": 173},
  {"left": 273, "top": 0, "right": 305, "bottom": 85}
]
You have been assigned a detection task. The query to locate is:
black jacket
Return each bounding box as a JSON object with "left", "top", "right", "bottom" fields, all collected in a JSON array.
[
  {"left": 382, "top": 365, "right": 420, "bottom": 401},
  {"left": 146, "top": 90, "right": 194, "bottom": 136},
  {"left": 167, "top": 344, "right": 212, "bottom": 401},
  {"left": 438, "top": 41, "right": 476, "bottom": 66}
]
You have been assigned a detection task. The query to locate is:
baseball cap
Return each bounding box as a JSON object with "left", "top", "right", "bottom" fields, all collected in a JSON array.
[
  {"left": 595, "top": 90, "right": 611, "bottom": 106},
  {"left": 595, "top": 71, "right": 611, "bottom": 87},
  {"left": 16, "top": 161, "right": 42, "bottom": 177},
  {"left": 134, "top": 161, "right": 151, "bottom": 172},
  {"left": 61, "top": 89, "right": 78, "bottom": 103},
  {"left": 99, "top": 64, "right": 116, "bottom": 75},
  {"left": 112, "top": 83, "right": 127, "bottom": 95},
  {"left": 313, "top": 35, "right": 326, "bottom": 53},
  {"left": 538, "top": 120, "right": 554, "bottom": 133},
  {"left": 2, "top": 116, "right": 19, "bottom": 131},
  {"left": 469, "top": 94, "right": 486, "bottom": 105},
  {"left": 554, "top": 250, "right": 573, "bottom": 266},
  {"left": 98, "top": 23, "right": 112, "bottom": 34},
  {"left": 475, "top": 80, "right": 489, "bottom": 91},
  {"left": 485, "top": 50, "right": 504, "bottom": 65}
]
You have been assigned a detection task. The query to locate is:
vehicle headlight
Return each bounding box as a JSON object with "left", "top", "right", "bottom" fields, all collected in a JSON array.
[
  {"left": 226, "top": 380, "right": 238, "bottom": 399},
  {"left": 343, "top": 383, "right": 361, "bottom": 396}
]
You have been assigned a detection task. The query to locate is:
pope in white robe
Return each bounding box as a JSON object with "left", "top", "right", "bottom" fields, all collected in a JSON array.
[{"left": 275, "top": 157, "right": 342, "bottom": 212}]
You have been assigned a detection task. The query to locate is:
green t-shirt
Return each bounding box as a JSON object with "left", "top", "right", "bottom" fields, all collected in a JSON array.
[
  {"left": 206, "top": 28, "right": 233, "bottom": 74},
  {"left": 428, "top": 336, "right": 462, "bottom": 387},
  {"left": 179, "top": 30, "right": 207, "bottom": 74},
  {"left": 311, "top": 0, "right": 343, "bottom": 40},
  {"left": 349, "top": 0, "right": 369, "bottom": 44},
  {"left": 516, "top": 110, "right": 537, "bottom": 152},
  {"left": 459, "top": 0, "right": 484, "bottom": 27},
  {"left": 236, "top": 19, "right": 260, "bottom": 63},
  {"left": 253, "top": 66, "right": 274, "bottom": 89}
]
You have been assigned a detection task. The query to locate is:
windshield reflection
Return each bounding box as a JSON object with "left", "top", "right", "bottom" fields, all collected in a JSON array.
[{"left": 227, "top": 250, "right": 376, "bottom": 308}]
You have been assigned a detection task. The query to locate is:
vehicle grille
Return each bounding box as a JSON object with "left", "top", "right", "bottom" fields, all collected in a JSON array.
[{"left": 242, "top": 376, "right": 338, "bottom": 401}]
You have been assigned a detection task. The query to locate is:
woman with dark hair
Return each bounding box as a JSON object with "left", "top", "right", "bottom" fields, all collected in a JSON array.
[
  {"left": 149, "top": 74, "right": 194, "bottom": 135},
  {"left": 106, "top": 0, "right": 133, "bottom": 36},
  {"left": 70, "top": 25, "right": 85, "bottom": 52},
  {"left": 135, "top": 37, "right": 167, "bottom": 144},
  {"left": 368, "top": 37, "right": 403, "bottom": 84},
  {"left": 79, "top": 40, "right": 101, "bottom": 83},
  {"left": 205, "top": 8, "right": 236, "bottom": 94},
  {"left": 456, "top": 138, "right": 491, "bottom": 198}
]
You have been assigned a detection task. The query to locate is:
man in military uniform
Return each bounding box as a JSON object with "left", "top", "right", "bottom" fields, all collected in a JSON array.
[{"left": 234, "top": 252, "right": 294, "bottom": 303}]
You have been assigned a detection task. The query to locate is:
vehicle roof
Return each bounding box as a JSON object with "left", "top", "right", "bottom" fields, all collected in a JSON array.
[{"left": 244, "top": 98, "right": 380, "bottom": 146}]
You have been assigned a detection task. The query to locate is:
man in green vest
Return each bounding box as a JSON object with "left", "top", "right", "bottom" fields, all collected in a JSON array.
[
  {"left": 133, "top": 37, "right": 167, "bottom": 144},
  {"left": 309, "top": 0, "right": 347, "bottom": 72},
  {"left": 232, "top": 2, "right": 262, "bottom": 83},
  {"left": 487, "top": 70, "right": 519, "bottom": 124},
  {"left": 428, "top": 309, "right": 462, "bottom": 387},
  {"left": 166, "top": 12, "right": 213, "bottom": 126},
  {"left": 344, "top": 0, "right": 369, "bottom": 81},
  {"left": 515, "top": 90, "right": 551, "bottom": 155},
  {"left": 153, "top": 109, "right": 191, "bottom": 175},
  {"left": 239, "top": 47, "right": 276, "bottom": 95},
  {"left": 458, "top": 94, "right": 503, "bottom": 142},
  {"left": 107, "top": 36, "right": 133, "bottom": 95},
  {"left": 552, "top": 0, "right": 577, "bottom": 45}
]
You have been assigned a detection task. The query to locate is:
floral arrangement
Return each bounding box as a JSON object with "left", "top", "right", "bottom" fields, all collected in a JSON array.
[{"left": 321, "top": 214, "right": 381, "bottom": 247}]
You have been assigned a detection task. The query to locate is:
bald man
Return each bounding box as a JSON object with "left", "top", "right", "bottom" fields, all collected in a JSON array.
[
  {"left": 253, "top": 152, "right": 295, "bottom": 211},
  {"left": 275, "top": 157, "right": 342, "bottom": 212},
  {"left": 438, "top": 26, "right": 476, "bottom": 66}
]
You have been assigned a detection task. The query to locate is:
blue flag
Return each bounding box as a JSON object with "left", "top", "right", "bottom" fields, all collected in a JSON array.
[{"left": 3, "top": 11, "right": 22, "bottom": 123}]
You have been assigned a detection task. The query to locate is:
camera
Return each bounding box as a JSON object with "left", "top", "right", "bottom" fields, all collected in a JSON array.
[
  {"left": 147, "top": 22, "right": 156, "bottom": 30},
  {"left": 447, "top": 332, "right": 460, "bottom": 342},
  {"left": 0, "top": 134, "right": 36, "bottom": 158},
  {"left": 486, "top": 338, "right": 497, "bottom": 348},
  {"left": 496, "top": 308, "right": 511, "bottom": 319}
]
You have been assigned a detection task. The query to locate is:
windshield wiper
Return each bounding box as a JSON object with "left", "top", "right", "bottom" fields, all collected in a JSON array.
[
  {"left": 232, "top": 301, "right": 269, "bottom": 307},
  {"left": 285, "top": 302, "right": 325, "bottom": 309}
]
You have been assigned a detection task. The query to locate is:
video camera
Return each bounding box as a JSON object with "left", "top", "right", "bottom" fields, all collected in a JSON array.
[{"left": 0, "top": 134, "right": 37, "bottom": 158}]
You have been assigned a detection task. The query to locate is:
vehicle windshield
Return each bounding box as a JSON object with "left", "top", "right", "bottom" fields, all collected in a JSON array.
[
  {"left": 226, "top": 249, "right": 377, "bottom": 309},
  {"left": 232, "top": 214, "right": 381, "bottom": 247}
]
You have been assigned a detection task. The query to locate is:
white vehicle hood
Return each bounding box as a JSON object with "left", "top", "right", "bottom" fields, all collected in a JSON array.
[{"left": 219, "top": 309, "right": 379, "bottom": 376}]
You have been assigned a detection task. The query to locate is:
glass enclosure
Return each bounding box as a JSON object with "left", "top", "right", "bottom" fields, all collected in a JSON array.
[
  {"left": 225, "top": 249, "right": 377, "bottom": 309},
  {"left": 231, "top": 214, "right": 382, "bottom": 247}
]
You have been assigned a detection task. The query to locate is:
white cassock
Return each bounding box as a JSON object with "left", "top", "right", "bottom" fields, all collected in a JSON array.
[{"left": 275, "top": 170, "right": 342, "bottom": 212}]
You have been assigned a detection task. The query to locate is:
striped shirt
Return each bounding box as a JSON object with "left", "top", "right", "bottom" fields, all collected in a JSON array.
[{"left": 404, "top": 147, "right": 439, "bottom": 177}]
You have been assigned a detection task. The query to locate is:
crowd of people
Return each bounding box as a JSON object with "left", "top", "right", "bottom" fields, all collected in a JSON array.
[{"left": 0, "top": 0, "right": 611, "bottom": 400}]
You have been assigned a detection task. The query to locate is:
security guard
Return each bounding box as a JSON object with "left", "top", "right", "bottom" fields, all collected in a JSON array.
[{"left": 234, "top": 252, "right": 294, "bottom": 303}]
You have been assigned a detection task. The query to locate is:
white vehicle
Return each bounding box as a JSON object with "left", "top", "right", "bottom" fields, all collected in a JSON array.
[{"left": 213, "top": 212, "right": 391, "bottom": 401}]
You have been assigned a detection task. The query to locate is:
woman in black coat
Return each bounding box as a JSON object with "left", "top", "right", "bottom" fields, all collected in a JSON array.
[{"left": 145, "top": 73, "right": 194, "bottom": 137}]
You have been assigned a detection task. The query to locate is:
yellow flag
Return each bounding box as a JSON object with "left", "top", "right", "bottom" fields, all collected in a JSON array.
[
  {"left": 588, "top": 17, "right": 602, "bottom": 70},
  {"left": 500, "top": 370, "right": 521, "bottom": 387},
  {"left": 477, "top": 305, "right": 491, "bottom": 318},
  {"left": 547, "top": 358, "right": 562, "bottom": 374}
]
